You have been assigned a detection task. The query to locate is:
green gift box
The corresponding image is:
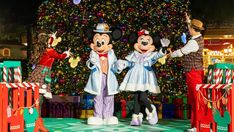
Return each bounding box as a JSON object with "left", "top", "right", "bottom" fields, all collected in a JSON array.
[{"left": 173, "top": 96, "right": 189, "bottom": 119}]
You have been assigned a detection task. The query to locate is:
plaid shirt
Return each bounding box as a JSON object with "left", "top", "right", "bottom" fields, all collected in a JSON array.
[{"left": 182, "top": 36, "right": 204, "bottom": 72}]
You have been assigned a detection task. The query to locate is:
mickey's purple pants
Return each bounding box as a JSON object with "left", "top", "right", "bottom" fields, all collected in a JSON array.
[{"left": 94, "top": 74, "right": 114, "bottom": 118}]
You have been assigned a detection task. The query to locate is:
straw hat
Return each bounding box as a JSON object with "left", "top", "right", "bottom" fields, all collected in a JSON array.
[{"left": 190, "top": 19, "right": 204, "bottom": 30}]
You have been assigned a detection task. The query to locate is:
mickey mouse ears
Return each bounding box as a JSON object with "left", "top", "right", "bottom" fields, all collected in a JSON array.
[
  {"left": 85, "top": 26, "right": 122, "bottom": 41},
  {"left": 110, "top": 28, "right": 122, "bottom": 41}
]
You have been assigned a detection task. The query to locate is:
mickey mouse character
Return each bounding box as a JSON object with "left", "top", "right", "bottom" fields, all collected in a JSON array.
[
  {"left": 85, "top": 23, "right": 122, "bottom": 125},
  {"left": 117, "top": 29, "right": 170, "bottom": 126}
]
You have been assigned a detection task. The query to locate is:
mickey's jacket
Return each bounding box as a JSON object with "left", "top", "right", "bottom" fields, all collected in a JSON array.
[{"left": 84, "top": 49, "right": 119, "bottom": 95}]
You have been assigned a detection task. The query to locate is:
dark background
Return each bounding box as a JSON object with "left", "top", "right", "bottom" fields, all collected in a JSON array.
[
  {"left": 0, "top": 0, "right": 234, "bottom": 33},
  {"left": 0, "top": 0, "right": 234, "bottom": 26},
  {"left": 191, "top": 0, "right": 234, "bottom": 24}
]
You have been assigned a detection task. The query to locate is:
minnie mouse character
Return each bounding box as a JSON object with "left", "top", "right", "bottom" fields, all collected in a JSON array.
[
  {"left": 85, "top": 23, "right": 122, "bottom": 125},
  {"left": 117, "top": 29, "right": 170, "bottom": 126}
]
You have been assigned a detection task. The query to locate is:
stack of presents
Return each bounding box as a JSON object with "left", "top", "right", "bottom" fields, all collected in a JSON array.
[
  {"left": 42, "top": 63, "right": 234, "bottom": 132},
  {"left": 195, "top": 63, "right": 234, "bottom": 132},
  {"left": 43, "top": 93, "right": 191, "bottom": 120},
  {"left": 0, "top": 61, "right": 41, "bottom": 132},
  {"left": 114, "top": 95, "right": 191, "bottom": 120},
  {"left": 42, "top": 94, "right": 94, "bottom": 118}
]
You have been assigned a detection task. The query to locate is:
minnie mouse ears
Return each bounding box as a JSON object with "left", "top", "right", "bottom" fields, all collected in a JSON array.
[
  {"left": 85, "top": 28, "right": 94, "bottom": 40},
  {"left": 128, "top": 32, "right": 138, "bottom": 44}
]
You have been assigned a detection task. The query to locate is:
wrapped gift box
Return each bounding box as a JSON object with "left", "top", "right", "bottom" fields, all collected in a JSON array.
[
  {"left": 79, "top": 109, "right": 94, "bottom": 119},
  {"left": 153, "top": 101, "right": 162, "bottom": 119},
  {"left": 182, "top": 104, "right": 191, "bottom": 119},
  {"left": 41, "top": 95, "right": 81, "bottom": 118},
  {"left": 162, "top": 103, "right": 175, "bottom": 119},
  {"left": 115, "top": 100, "right": 134, "bottom": 119},
  {"left": 174, "top": 98, "right": 183, "bottom": 119},
  {"left": 82, "top": 94, "right": 94, "bottom": 110},
  {"left": 207, "top": 63, "right": 234, "bottom": 84},
  {"left": 173, "top": 96, "right": 191, "bottom": 119}
]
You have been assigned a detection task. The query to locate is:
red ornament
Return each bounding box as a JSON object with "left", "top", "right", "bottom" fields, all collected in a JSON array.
[
  {"left": 59, "top": 93, "right": 65, "bottom": 97},
  {"left": 51, "top": 73, "right": 55, "bottom": 78},
  {"left": 96, "top": 12, "right": 103, "bottom": 18},
  {"left": 127, "top": 8, "right": 134, "bottom": 12},
  {"left": 59, "top": 79, "right": 65, "bottom": 84}
]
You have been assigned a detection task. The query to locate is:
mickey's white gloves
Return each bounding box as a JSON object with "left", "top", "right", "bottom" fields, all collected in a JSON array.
[
  {"left": 90, "top": 57, "right": 98, "bottom": 64},
  {"left": 117, "top": 59, "right": 128, "bottom": 71},
  {"left": 160, "top": 38, "right": 170, "bottom": 47}
]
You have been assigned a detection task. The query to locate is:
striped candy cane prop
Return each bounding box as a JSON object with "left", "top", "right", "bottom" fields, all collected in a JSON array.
[
  {"left": 214, "top": 69, "right": 219, "bottom": 84},
  {"left": 8, "top": 69, "right": 12, "bottom": 83},
  {"left": 3, "top": 66, "right": 7, "bottom": 82},
  {"left": 14, "top": 67, "right": 21, "bottom": 83},
  {"left": 232, "top": 70, "right": 234, "bottom": 83},
  {"left": 226, "top": 69, "right": 232, "bottom": 84},
  {"left": 6, "top": 82, "right": 39, "bottom": 89},
  {"left": 17, "top": 67, "right": 21, "bottom": 83},
  {"left": 196, "top": 84, "right": 232, "bottom": 91},
  {"left": 218, "top": 69, "right": 223, "bottom": 84},
  {"left": 207, "top": 69, "right": 213, "bottom": 84},
  {"left": 214, "top": 69, "right": 223, "bottom": 84}
]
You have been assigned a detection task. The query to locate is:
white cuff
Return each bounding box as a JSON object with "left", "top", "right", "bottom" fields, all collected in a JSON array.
[
  {"left": 170, "top": 49, "right": 183, "bottom": 58},
  {"left": 186, "top": 19, "right": 191, "bottom": 24},
  {"left": 63, "top": 51, "right": 70, "bottom": 58},
  {"left": 159, "top": 49, "right": 166, "bottom": 55}
]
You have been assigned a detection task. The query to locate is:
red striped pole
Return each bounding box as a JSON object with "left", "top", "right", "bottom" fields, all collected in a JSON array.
[
  {"left": 8, "top": 68, "right": 12, "bottom": 83},
  {"left": 3, "top": 66, "right": 7, "bottom": 82}
]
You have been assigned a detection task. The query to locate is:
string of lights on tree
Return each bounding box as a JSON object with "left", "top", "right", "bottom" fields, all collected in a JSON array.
[{"left": 36, "top": 0, "right": 190, "bottom": 97}]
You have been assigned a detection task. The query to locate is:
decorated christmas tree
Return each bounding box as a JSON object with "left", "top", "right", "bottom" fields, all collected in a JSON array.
[{"left": 36, "top": 0, "right": 190, "bottom": 97}]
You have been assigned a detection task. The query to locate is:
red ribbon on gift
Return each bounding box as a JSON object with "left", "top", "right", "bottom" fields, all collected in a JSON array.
[
  {"left": 173, "top": 98, "right": 183, "bottom": 119},
  {"left": 121, "top": 99, "right": 127, "bottom": 118}
]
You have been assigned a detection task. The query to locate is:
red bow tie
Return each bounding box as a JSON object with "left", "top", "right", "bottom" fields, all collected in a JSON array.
[{"left": 98, "top": 53, "right": 108, "bottom": 58}]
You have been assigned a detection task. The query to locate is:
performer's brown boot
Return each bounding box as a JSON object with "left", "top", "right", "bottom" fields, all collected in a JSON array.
[{"left": 36, "top": 118, "right": 49, "bottom": 132}]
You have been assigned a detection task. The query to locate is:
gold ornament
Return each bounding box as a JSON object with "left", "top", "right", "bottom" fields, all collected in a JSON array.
[
  {"left": 158, "top": 55, "right": 167, "bottom": 65},
  {"left": 55, "top": 84, "right": 59, "bottom": 89},
  {"left": 217, "top": 100, "right": 220, "bottom": 109},
  {"left": 20, "top": 109, "right": 24, "bottom": 115},
  {"left": 207, "top": 102, "right": 211, "bottom": 108},
  {"left": 69, "top": 56, "right": 80, "bottom": 68}
]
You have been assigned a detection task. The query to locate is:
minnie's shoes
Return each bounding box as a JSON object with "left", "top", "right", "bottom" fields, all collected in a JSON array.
[
  {"left": 130, "top": 113, "right": 143, "bottom": 126},
  {"left": 146, "top": 104, "right": 158, "bottom": 125}
]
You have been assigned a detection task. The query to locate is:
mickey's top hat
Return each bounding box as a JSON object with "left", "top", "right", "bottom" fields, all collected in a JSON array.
[{"left": 93, "top": 23, "right": 112, "bottom": 33}]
